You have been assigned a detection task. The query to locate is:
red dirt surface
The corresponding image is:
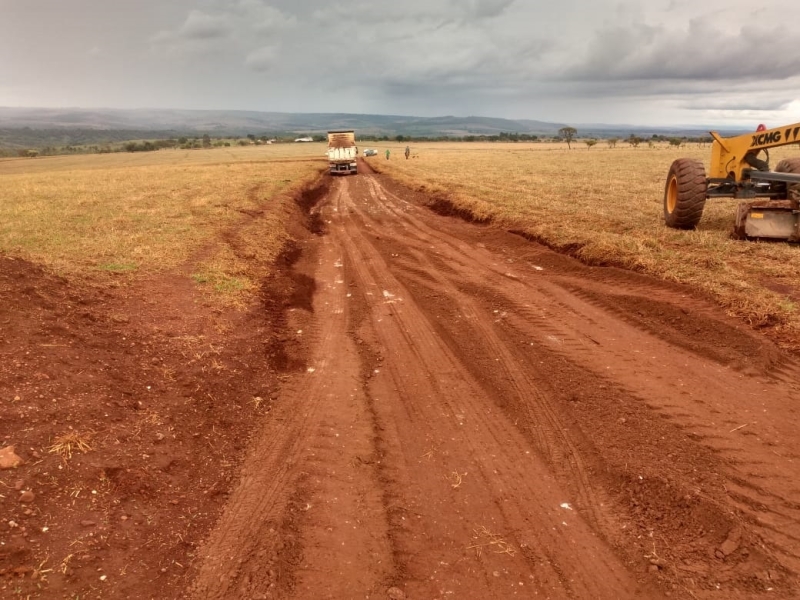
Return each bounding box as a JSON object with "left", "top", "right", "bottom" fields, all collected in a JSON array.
[{"left": 3, "top": 162, "right": 800, "bottom": 599}]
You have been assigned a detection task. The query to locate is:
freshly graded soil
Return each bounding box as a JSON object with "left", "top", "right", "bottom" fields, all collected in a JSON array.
[{"left": 3, "top": 162, "right": 800, "bottom": 599}]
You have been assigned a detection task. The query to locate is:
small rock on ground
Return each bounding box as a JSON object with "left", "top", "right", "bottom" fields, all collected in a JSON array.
[{"left": 0, "top": 446, "right": 23, "bottom": 469}]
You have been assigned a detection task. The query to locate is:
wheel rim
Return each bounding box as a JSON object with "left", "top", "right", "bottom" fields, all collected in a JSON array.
[{"left": 666, "top": 176, "right": 678, "bottom": 213}]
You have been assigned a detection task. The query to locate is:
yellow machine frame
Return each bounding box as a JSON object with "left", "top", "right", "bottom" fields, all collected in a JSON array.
[
  {"left": 664, "top": 122, "right": 800, "bottom": 240},
  {"left": 709, "top": 123, "right": 800, "bottom": 181}
]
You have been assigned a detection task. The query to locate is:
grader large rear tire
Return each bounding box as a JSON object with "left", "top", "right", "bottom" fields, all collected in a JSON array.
[
  {"left": 775, "top": 158, "right": 800, "bottom": 200},
  {"left": 664, "top": 158, "right": 707, "bottom": 229}
]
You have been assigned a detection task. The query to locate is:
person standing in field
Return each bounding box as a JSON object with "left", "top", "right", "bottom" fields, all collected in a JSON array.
[
  {"left": 405, "top": 146, "right": 410, "bottom": 159},
  {"left": 745, "top": 123, "right": 770, "bottom": 171},
  {"left": 385, "top": 149, "right": 390, "bottom": 160}
]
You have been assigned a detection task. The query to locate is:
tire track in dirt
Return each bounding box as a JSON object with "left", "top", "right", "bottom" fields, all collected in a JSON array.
[
  {"left": 343, "top": 189, "right": 607, "bottom": 530},
  {"left": 189, "top": 194, "right": 393, "bottom": 599},
  {"left": 346, "top": 172, "right": 800, "bottom": 597},
  {"left": 189, "top": 166, "right": 800, "bottom": 599},
  {"left": 497, "top": 283, "right": 800, "bottom": 579},
  {"left": 510, "top": 281, "right": 800, "bottom": 577},
  {"left": 330, "top": 177, "right": 650, "bottom": 598}
]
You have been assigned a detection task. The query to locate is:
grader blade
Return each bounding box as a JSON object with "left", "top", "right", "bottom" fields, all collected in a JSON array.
[{"left": 735, "top": 201, "right": 800, "bottom": 241}]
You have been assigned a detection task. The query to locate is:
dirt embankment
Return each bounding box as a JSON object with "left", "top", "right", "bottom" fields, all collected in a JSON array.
[{"left": 0, "top": 181, "right": 326, "bottom": 599}]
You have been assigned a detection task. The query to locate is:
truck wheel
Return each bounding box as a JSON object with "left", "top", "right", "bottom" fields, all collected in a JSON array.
[
  {"left": 664, "top": 158, "right": 707, "bottom": 229},
  {"left": 775, "top": 158, "right": 800, "bottom": 200}
]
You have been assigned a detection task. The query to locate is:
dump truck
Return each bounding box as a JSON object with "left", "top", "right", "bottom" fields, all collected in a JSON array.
[
  {"left": 327, "top": 130, "right": 358, "bottom": 175},
  {"left": 664, "top": 123, "right": 800, "bottom": 240}
]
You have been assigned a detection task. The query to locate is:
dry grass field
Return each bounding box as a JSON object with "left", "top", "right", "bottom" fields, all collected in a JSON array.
[
  {"left": 369, "top": 141, "right": 800, "bottom": 345},
  {"left": 0, "top": 144, "right": 327, "bottom": 305},
  {"left": 6, "top": 139, "right": 800, "bottom": 341}
]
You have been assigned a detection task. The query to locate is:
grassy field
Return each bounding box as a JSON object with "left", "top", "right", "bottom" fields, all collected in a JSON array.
[
  {"left": 8, "top": 138, "right": 800, "bottom": 343},
  {"left": 368, "top": 141, "right": 800, "bottom": 345},
  {"left": 0, "top": 143, "right": 328, "bottom": 304}
]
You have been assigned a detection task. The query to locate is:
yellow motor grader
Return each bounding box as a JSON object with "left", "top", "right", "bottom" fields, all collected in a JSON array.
[{"left": 664, "top": 123, "right": 800, "bottom": 240}]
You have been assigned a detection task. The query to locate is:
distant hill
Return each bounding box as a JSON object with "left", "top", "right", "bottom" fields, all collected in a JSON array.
[
  {"left": 0, "top": 107, "right": 741, "bottom": 149},
  {"left": 0, "top": 108, "right": 567, "bottom": 145}
]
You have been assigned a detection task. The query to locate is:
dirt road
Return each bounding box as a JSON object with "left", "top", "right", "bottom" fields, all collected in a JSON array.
[
  {"left": 3, "top": 162, "right": 799, "bottom": 599},
  {"left": 186, "top": 163, "right": 800, "bottom": 600}
]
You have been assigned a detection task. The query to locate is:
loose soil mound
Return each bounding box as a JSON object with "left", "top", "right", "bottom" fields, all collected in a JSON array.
[{"left": 0, "top": 184, "right": 319, "bottom": 598}]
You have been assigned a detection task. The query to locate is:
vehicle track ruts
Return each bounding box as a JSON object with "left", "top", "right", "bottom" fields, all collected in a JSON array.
[
  {"left": 332, "top": 177, "right": 650, "bottom": 598},
  {"left": 351, "top": 170, "right": 800, "bottom": 596},
  {"left": 342, "top": 193, "right": 607, "bottom": 529},
  {"left": 189, "top": 196, "right": 394, "bottom": 599},
  {"left": 189, "top": 166, "right": 800, "bottom": 599}
]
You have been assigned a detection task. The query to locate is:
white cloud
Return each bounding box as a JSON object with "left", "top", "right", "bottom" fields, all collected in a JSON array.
[{"left": 245, "top": 45, "right": 278, "bottom": 72}]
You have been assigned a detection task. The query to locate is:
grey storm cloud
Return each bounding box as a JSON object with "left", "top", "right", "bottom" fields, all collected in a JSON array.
[
  {"left": 152, "top": 2, "right": 294, "bottom": 48},
  {"left": 562, "top": 17, "right": 800, "bottom": 82},
  {"left": 680, "top": 96, "right": 796, "bottom": 112},
  {"left": 1, "top": 0, "right": 800, "bottom": 126}
]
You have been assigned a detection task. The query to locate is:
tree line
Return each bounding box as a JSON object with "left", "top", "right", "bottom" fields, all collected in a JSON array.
[
  {"left": 1, "top": 129, "right": 720, "bottom": 158},
  {"left": 1, "top": 134, "right": 288, "bottom": 157},
  {"left": 558, "top": 126, "right": 713, "bottom": 149}
]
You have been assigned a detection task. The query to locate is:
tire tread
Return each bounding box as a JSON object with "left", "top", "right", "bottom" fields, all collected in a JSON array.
[{"left": 664, "top": 158, "right": 707, "bottom": 229}]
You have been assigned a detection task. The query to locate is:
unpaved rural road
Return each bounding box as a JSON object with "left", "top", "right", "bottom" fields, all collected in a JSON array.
[{"left": 188, "top": 161, "right": 800, "bottom": 600}]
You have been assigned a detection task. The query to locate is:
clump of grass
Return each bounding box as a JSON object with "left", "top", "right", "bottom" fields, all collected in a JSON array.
[
  {"left": 191, "top": 268, "right": 251, "bottom": 303},
  {"left": 48, "top": 432, "right": 92, "bottom": 459}
]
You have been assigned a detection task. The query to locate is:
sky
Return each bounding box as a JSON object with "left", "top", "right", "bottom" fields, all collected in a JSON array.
[{"left": 2, "top": 0, "right": 800, "bottom": 127}]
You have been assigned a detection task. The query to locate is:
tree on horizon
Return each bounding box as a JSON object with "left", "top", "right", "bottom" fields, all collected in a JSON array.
[{"left": 559, "top": 126, "right": 577, "bottom": 149}]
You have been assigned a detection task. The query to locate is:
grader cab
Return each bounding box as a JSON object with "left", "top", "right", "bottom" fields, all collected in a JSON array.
[{"left": 664, "top": 123, "right": 800, "bottom": 240}]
